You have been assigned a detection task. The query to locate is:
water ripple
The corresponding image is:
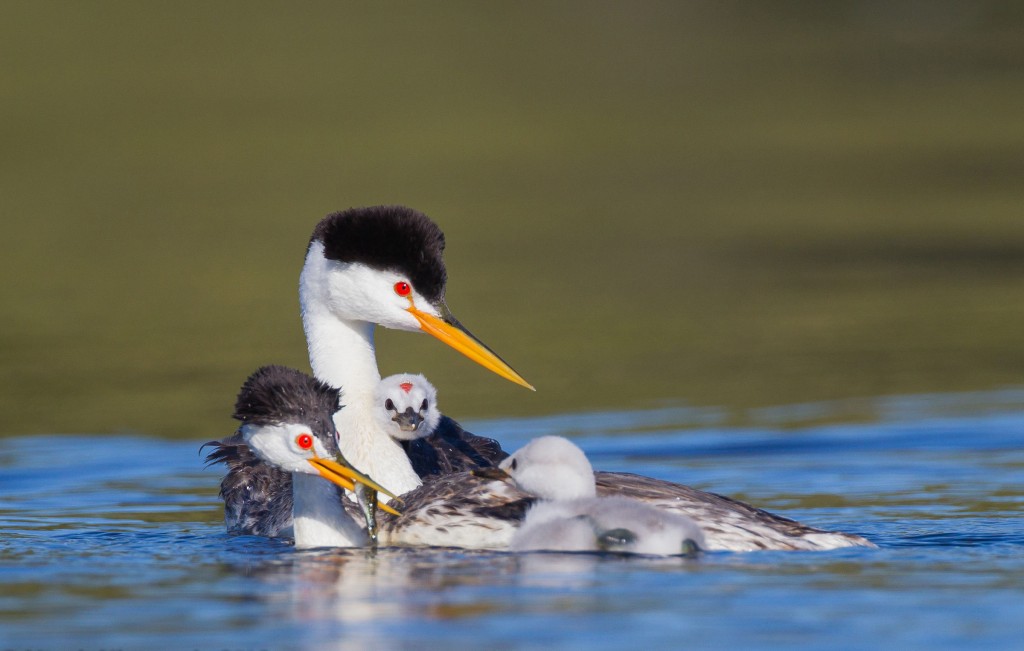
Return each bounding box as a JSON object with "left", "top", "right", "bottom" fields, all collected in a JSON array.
[{"left": 2, "top": 400, "right": 1024, "bottom": 650}]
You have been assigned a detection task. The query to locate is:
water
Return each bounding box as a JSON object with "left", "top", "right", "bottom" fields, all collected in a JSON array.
[{"left": 3, "top": 395, "right": 1022, "bottom": 650}]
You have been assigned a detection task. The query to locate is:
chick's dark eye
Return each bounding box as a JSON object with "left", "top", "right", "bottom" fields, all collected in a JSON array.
[
  {"left": 420, "top": 399, "right": 428, "bottom": 411},
  {"left": 510, "top": 459, "right": 518, "bottom": 471},
  {"left": 385, "top": 398, "right": 395, "bottom": 411}
]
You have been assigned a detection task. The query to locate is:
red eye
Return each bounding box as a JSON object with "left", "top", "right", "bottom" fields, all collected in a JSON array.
[
  {"left": 394, "top": 281, "right": 411, "bottom": 297},
  {"left": 296, "top": 433, "right": 314, "bottom": 450}
]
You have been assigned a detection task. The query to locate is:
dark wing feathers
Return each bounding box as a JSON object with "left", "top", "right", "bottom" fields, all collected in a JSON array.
[
  {"left": 203, "top": 434, "right": 294, "bottom": 538},
  {"left": 402, "top": 415, "right": 508, "bottom": 478}
]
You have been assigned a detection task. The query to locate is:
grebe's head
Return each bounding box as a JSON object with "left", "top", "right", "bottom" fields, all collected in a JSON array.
[
  {"left": 234, "top": 365, "right": 399, "bottom": 507},
  {"left": 299, "top": 206, "right": 533, "bottom": 390},
  {"left": 498, "top": 436, "right": 596, "bottom": 501},
  {"left": 374, "top": 373, "right": 441, "bottom": 440}
]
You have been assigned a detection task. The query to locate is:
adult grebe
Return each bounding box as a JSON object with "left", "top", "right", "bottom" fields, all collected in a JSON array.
[
  {"left": 209, "top": 207, "right": 521, "bottom": 537},
  {"left": 211, "top": 365, "right": 400, "bottom": 548},
  {"left": 209, "top": 205, "right": 874, "bottom": 551},
  {"left": 299, "top": 206, "right": 530, "bottom": 493},
  {"left": 480, "top": 436, "right": 705, "bottom": 556}
]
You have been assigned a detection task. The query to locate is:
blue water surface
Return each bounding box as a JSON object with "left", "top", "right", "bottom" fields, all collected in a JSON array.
[{"left": 1, "top": 393, "right": 1022, "bottom": 650}]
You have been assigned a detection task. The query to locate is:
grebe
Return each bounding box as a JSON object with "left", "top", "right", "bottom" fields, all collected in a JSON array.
[
  {"left": 374, "top": 373, "right": 441, "bottom": 440},
  {"left": 481, "top": 436, "right": 705, "bottom": 555},
  {"left": 299, "top": 206, "right": 530, "bottom": 493},
  {"left": 208, "top": 365, "right": 399, "bottom": 548}
]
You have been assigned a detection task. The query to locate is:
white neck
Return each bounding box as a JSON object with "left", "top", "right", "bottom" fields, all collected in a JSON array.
[
  {"left": 303, "top": 306, "right": 381, "bottom": 393},
  {"left": 291, "top": 473, "right": 368, "bottom": 548},
  {"left": 300, "top": 251, "right": 423, "bottom": 496}
]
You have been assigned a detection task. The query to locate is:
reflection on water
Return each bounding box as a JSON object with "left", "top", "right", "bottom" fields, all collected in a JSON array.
[
  {"left": 242, "top": 547, "right": 699, "bottom": 651},
  {"left": 1, "top": 393, "right": 1023, "bottom": 649}
]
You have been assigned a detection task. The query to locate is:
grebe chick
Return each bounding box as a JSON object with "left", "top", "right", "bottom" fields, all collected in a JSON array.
[
  {"left": 374, "top": 373, "right": 441, "bottom": 440},
  {"left": 492, "top": 436, "right": 706, "bottom": 556}
]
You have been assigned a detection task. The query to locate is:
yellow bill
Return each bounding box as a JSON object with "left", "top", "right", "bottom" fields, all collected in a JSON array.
[
  {"left": 407, "top": 305, "right": 535, "bottom": 391},
  {"left": 307, "top": 456, "right": 403, "bottom": 516}
]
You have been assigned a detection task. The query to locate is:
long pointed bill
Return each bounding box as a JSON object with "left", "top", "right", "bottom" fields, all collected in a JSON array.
[
  {"left": 307, "top": 456, "right": 403, "bottom": 516},
  {"left": 407, "top": 304, "right": 535, "bottom": 391}
]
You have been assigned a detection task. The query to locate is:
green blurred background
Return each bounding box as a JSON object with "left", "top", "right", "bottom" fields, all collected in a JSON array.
[{"left": 2, "top": 2, "right": 1023, "bottom": 438}]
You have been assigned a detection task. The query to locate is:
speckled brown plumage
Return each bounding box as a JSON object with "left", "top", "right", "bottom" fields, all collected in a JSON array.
[{"left": 374, "top": 470, "right": 535, "bottom": 549}]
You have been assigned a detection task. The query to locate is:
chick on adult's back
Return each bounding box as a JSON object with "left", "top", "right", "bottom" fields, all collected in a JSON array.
[{"left": 492, "top": 436, "right": 706, "bottom": 555}]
